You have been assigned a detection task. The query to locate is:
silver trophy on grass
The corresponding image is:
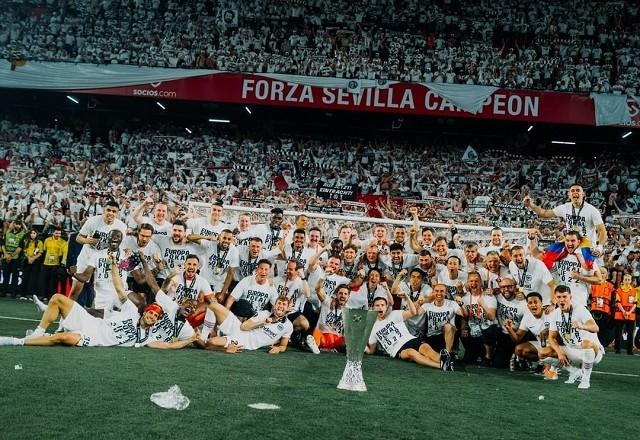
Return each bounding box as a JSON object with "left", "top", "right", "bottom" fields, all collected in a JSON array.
[{"left": 337, "top": 308, "right": 377, "bottom": 392}]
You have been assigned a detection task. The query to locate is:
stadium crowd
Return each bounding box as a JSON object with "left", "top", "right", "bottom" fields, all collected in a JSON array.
[
  {"left": 1, "top": 117, "right": 639, "bottom": 387},
  {"left": 1, "top": 0, "right": 639, "bottom": 95}
]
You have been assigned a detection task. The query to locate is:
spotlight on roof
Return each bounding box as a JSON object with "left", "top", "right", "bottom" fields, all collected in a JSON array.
[
  {"left": 209, "top": 118, "right": 230, "bottom": 123},
  {"left": 156, "top": 101, "right": 166, "bottom": 110},
  {"left": 185, "top": 127, "right": 192, "bottom": 134},
  {"left": 551, "top": 140, "right": 576, "bottom": 145},
  {"left": 66, "top": 95, "right": 79, "bottom": 104},
  {"left": 527, "top": 125, "right": 533, "bottom": 132},
  {"left": 622, "top": 131, "right": 632, "bottom": 139},
  {"left": 244, "top": 106, "right": 252, "bottom": 115}
]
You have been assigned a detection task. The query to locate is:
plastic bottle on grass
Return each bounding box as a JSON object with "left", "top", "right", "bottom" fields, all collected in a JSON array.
[{"left": 150, "top": 385, "right": 190, "bottom": 410}]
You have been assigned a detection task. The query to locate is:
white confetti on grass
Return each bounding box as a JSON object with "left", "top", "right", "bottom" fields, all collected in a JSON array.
[{"left": 248, "top": 403, "right": 280, "bottom": 410}]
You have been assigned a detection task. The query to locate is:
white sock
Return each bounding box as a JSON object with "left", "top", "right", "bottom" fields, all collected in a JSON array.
[
  {"left": 581, "top": 349, "right": 596, "bottom": 382},
  {"left": 34, "top": 326, "right": 46, "bottom": 336},
  {"left": 201, "top": 308, "right": 216, "bottom": 342},
  {"left": 541, "top": 357, "right": 559, "bottom": 367},
  {"left": 564, "top": 363, "right": 579, "bottom": 375}
]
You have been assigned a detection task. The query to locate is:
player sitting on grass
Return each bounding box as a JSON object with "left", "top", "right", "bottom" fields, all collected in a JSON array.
[
  {"left": 204, "top": 295, "right": 293, "bottom": 354},
  {"left": 0, "top": 254, "right": 197, "bottom": 349},
  {"left": 366, "top": 293, "right": 453, "bottom": 371},
  {"left": 307, "top": 281, "right": 351, "bottom": 354}
]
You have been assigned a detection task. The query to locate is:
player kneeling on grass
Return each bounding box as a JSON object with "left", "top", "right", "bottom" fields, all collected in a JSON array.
[
  {"left": 0, "top": 254, "right": 197, "bottom": 349},
  {"left": 543, "top": 285, "right": 604, "bottom": 390},
  {"left": 366, "top": 293, "right": 453, "bottom": 371},
  {"left": 204, "top": 296, "right": 293, "bottom": 354},
  {"left": 503, "top": 292, "right": 558, "bottom": 378}
]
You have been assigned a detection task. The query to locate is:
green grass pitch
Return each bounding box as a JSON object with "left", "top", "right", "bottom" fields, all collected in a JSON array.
[{"left": 1, "top": 297, "right": 639, "bottom": 440}]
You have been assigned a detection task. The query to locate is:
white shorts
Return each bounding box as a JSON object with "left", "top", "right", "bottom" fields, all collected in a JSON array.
[
  {"left": 93, "top": 291, "right": 119, "bottom": 311},
  {"left": 217, "top": 312, "right": 254, "bottom": 349},
  {"left": 565, "top": 345, "right": 604, "bottom": 366},
  {"left": 60, "top": 303, "right": 110, "bottom": 347}
]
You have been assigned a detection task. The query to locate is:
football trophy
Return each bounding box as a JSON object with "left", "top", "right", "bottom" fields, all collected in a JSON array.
[{"left": 337, "top": 308, "right": 377, "bottom": 392}]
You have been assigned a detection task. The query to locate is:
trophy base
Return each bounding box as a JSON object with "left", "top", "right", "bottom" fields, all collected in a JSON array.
[{"left": 337, "top": 360, "right": 367, "bottom": 392}]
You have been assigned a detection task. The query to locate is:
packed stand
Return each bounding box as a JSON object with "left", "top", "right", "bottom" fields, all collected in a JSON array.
[{"left": 1, "top": 0, "right": 639, "bottom": 94}]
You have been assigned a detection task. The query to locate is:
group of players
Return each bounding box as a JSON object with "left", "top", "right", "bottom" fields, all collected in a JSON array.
[{"left": 2, "top": 184, "right": 630, "bottom": 390}]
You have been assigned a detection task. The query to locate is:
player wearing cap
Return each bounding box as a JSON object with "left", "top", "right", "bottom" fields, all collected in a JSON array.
[{"left": 366, "top": 292, "right": 453, "bottom": 371}]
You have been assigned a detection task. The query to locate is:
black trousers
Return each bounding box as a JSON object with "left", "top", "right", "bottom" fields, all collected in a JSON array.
[
  {"left": 20, "top": 261, "right": 41, "bottom": 296},
  {"left": 1, "top": 258, "right": 22, "bottom": 297},
  {"left": 614, "top": 319, "right": 635, "bottom": 354},
  {"left": 39, "top": 265, "right": 64, "bottom": 299}
]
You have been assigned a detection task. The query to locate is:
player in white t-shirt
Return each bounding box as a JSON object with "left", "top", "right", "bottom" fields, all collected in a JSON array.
[
  {"left": 310, "top": 281, "right": 351, "bottom": 352},
  {"left": 531, "top": 230, "right": 602, "bottom": 307},
  {"left": 251, "top": 207, "right": 286, "bottom": 251},
  {"left": 273, "top": 260, "right": 310, "bottom": 336},
  {"left": 382, "top": 243, "right": 419, "bottom": 280},
  {"left": 308, "top": 254, "right": 352, "bottom": 310},
  {"left": 546, "top": 285, "right": 604, "bottom": 389},
  {"left": 419, "top": 283, "right": 463, "bottom": 353},
  {"left": 226, "top": 259, "right": 277, "bottom": 312},
  {"left": 460, "top": 271, "right": 499, "bottom": 366},
  {"left": 508, "top": 245, "right": 556, "bottom": 308},
  {"left": 524, "top": 184, "right": 607, "bottom": 255},
  {"left": 196, "top": 229, "right": 239, "bottom": 300},
  {"left": 1, "top": 256, "right": 165, "bottom": 348},
  {"left": 234, "top": 237, "right": 280, "bottom": 282},
  {"left": 153, "top": 220, "right": 201, "bottom": 276},
  {"left": 132, "top": 198, "right": 173, "bottom": 236},
  {"left": 493, "top": 277, "right": 527, "bottom": 368},
  {"left": 390, "top": 268, "right": 432, "bottom": 338},
  {"left": 366, "top": 293, "right": 453, "bottom": 371},
  {"left": 436, "top": 256, "right": 468, "bottom": 300},
  {"left": 204, "top": 295, "right": 293, "bottom": 353},
  {"left": 479, "top": 227, "right": 504, "bottom": 257},
  {"left": 186, "top": 200, "right": 227, "bottom": 239},
  {"left": 276, "top": 228, "right": 316, "bottom": 276},
  {"left": 234, "top": 213, "right": 254, "bottom": 247}
]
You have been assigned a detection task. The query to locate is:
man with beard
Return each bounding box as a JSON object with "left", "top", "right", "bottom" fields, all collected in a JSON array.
[
  {"left": 133, "top": 198, "right": 172, "bottom": 236},
  {"left": 120, "top": 223, "right": 162, "bottom": 300},
  {"left": 482, "top": 251, "right": 511, "bottom": 293},
  {"left": 197, "top": 229, "right": 239, "bottom": 303},
  {"left": 419, "top": 283, "right": 464, "bottom": 353},
  {"left": 340, "top": 244, "right": 360, "bottom": 281},
  {"left": 154, "top": 220, "right": 201, "bottom": 275},
  {"left": 187, "top": 199, "right": 227, "bottom": 239},
  {"left": 460, "top": 271, "right": 499, "bottom": 366},
  {"left": 530, "top": 230, "right": 602, "bottom": 307},
  {"left": 204, "top": 294, "right": 293, "bottom": 354},
  {"left": 356, "top": 244, "right": 389, "bottom": 278},
  {"left": 234, "top": 237, "right": 279, "bottom": 283},
  {"left": 383, "top": 243, "right": 419, "bottom": 280},
  {"left": 493, "top": 277, "right": 527, "bottom": 368},
  {"left": 310, "top": 282, "right": 351, "bottom": 353},
  {"left": 366, "top": 293, "right": 453, "bottom": 371},
  {"left": 273, "top": 260, "right": 310, "bottom": 339},
  {"left": 508, "top": 245, "right": 556, "bottom": 309},
  {"left": 391, "top": 268, "right": 432, "bottom": 338},
  {"left": 524, "top": 184, "right": 607, "bottom": 257}
]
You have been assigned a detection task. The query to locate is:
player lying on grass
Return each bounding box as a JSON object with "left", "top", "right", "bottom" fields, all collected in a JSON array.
[
  {"left": 0, "top": 253, "right": 198, "bottom": 349},
  {"left": 204, "top": 295, "right": 293, "bottom": 354},
  {"left": 366, "top": 293, "right": 453, "bottom": 371}
]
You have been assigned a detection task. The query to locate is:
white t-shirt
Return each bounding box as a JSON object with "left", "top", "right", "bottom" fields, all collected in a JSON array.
[
  {"left": 382, "top": 254, "right": 419, "bottom": 278},
  {"left": 197, "top": 241, "right": 240, "bottom": 290},
  {"left": 273, "top": 276, "right": 306, "bottom": 313},
  {"left": 140, "top": 216, "right": 172, "bottom": 236},
  {"left": 509, "top": 257, "right": 554, "bottom": 305},
  {"left": 553, "top": 202, "right": 604, "bottom": 245},
  {"left": 368, "top": 310, "right": 416, "bottom": 357},
  {"left": 121, "top": 235, "right": 161, "bottom": 268},
  {"left": 317, "top": 296, "right": 345, "bottom": 336},
  {"left": 308, "top": 268, "right": 351, "bottom": 309},
  {"left": 462, "top": 293, "right": 498, "bottom": 332},
  {"left": 88, "top": 248, "right": 129, "bottom": 310},
  {"left": 252, "top": 223, "right": 285, "bottom": 251},
  {"left": 437, "top": 270, "right": 468, "bottom": 300},
  {"left": 142, "top": 290, "right": 195, "bottom": 344},
  {"left": 171, "top": 274, "right": 211, "bottom": 304},
  {"left": 187, "top": 217, "right": 227, "bottom": 239},
  {"left": 550, "top": 254, "right": 598, "bottom": 307},
  {"left": 79, "top": 215, "right": 128, "bottom": 251},
  {"left": 226, "top": 310, "right": 293, "bottom": 350},
  {"left": 548, "top": 306, "right": 602, "bottom": 349},
  {"left": 421, "top": 299, "right": 461, "bottom": 337},
  {"left": 278, "top": 244, "right": 315, "bottom": 275},
  {"left": 518, "top": 310, "right": 551, "bottom": 344},
  {"left": 235, "top": 246, "right": 280, "bottom": 281},
  {"left": 230, "top": 275, "right": 277, "bottom": 311},
  {"left": 153, "top": 236, "right": 201, "bottom": 272},
  {"left": 75, "top": 299, "right": 140, "bottom": 347},
  {"left": 347, "top": 282, "right": 386, "bottom": 310},
  {"left": 496, "top": 295, "right": 527, "bottom": 334}
]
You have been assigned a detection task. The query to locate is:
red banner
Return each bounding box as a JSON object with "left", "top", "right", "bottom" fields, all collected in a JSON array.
[{"left": 71, "top": 73, "right": 639, "bottom": 127}]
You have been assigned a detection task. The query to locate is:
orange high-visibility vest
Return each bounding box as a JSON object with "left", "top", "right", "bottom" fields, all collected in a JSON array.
[
  {"left": 591, "top": 282, "right": 614, "bottom": 315},
  {"left": 614, "top": 286, "right": 637, "bottom": 321}
]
